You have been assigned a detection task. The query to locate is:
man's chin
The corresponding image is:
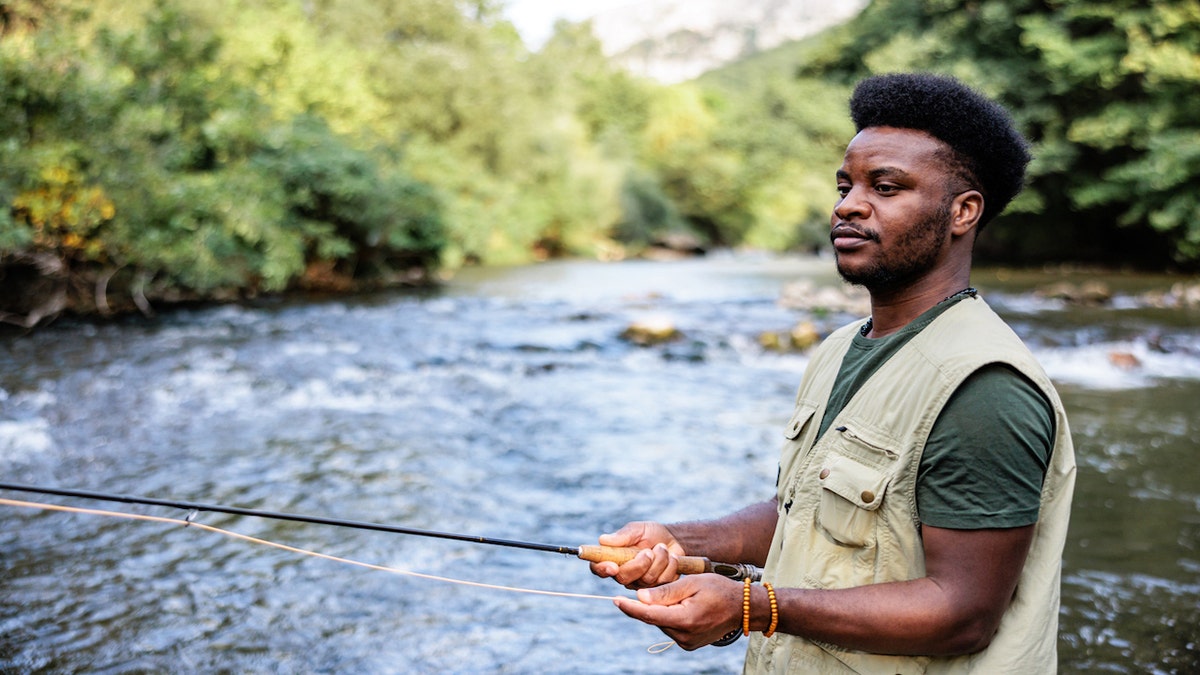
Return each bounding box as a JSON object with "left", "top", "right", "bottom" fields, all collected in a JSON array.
[
  {"left": 834, "top": 261, "right": 874, "bottom": 289},
  {"left": 836, "top": 264, "right": 906, "bottom": 293}
]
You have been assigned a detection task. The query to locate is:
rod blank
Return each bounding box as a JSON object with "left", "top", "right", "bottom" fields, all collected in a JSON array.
[
  {"left": 0, "top": 482, "right": 577, "bottom": 555},
  {"left": 0, "top": 482, "right": 761, "bottom": 580}
]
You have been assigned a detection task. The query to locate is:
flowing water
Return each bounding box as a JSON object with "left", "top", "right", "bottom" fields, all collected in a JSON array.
[{"left": 0, "top": 254, "right": 1197, "bottom": 674}]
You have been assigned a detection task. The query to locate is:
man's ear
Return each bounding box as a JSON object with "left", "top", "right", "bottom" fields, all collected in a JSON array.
[{"left": 950, "top": 190, "right": 984, "bottom": 237}]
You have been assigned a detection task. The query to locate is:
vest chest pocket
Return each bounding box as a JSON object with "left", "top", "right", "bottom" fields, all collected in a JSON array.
[
  {"left": 816, "top": 426, "right": 900, "bottom": 547},
  {"left": 777, "top": 400, "right": 821, "bottom": 507}
]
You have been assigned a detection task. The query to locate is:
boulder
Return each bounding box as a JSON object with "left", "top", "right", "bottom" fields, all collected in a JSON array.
[
  {"left": 1036, "top": 281, "right": 1112, "bottom": 305},
  {"left": 759, "top": 321, "right": 820, "bottom": 353},
  {"left": 621, "top": 317, "right": 681, "bottom": 345},
  {"left": 1108, "top": 351, "right": 1141, "bottom": 370}
]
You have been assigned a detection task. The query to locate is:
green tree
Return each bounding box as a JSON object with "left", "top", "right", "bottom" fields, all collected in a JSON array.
[
  {"left": 700, "top": 74, "right": 854, "bottom": 251},
  {"left": 798, "top": 0, "right": 1200, "bottom": 267},
  {"left": 1021, "top": 0, "right": 1200, "bottom": 264},
  {"left": 533, "top": 20, "right": 682, "bottom": 255},
  {"left": 0, "top": 0, "right": 447, "bottom": 323}
]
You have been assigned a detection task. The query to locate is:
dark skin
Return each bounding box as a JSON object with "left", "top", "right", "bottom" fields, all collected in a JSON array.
[{"left": 592, "top": 126, "right": 1037, "bottom": 654}]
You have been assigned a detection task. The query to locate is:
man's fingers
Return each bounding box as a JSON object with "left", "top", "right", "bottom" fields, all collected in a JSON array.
[
  {"left": 612, "top": 592, "right": 671, "bottom": 623},
  {"left": 589, "top": 560, "right": 619, "bottom": 578},
  {"left": 612, "top": 581, "right": 716, "bottom": 650},
  {"left": 611, "top": 545, "right": 682, "bottom": 588},
  {"left": 639, "top": 543, "right": 677, "bottom": 585},
  {"left": 590, "top": 522, "right": 685, "bottom": 587},
  {"left": 613, "top": 548, "right": 655, "bottom": 587}
]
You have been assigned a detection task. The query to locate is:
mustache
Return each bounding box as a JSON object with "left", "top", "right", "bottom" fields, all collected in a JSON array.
[{"left": 830, "top": 222, "right": 881, "bottom": 245}]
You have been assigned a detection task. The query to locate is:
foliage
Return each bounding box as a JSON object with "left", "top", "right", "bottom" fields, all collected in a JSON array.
[
  {"left": 1023, "top": 0, "right": 1200, "bottom": 264},
  {"left": 11, "top": 160, "right": 114, "bottom": 262},
  {"left": 792, "top": 0, "right": 1200, "bottom": 267},
  {"left": 0, "top": 0, "right": 448, "bottom": 321},
  {"left": 3, "top": 0, "right": 1197, "bottom": 323},
  {"left": 258, "top": 114, "right": 445, "bottom": 280},
  {"left": 612, "top": 168, "right": 686, "bottom": 247},
  {"left": 699, "top": 75, "right": 854, "bottom": 251}
]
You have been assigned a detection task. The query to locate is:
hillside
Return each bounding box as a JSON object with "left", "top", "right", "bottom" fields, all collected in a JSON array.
[{"left": 588, "top": 0, "right": 868, "bottom": 82}]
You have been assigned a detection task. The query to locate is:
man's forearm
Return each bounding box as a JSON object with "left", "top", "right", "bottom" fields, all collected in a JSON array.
[
  {"left": 741, "top": 524, "right": 1034, "bottom": 656},
  {"left": 760, "top": 579, "right": 996, "bottom": 656},
  {"left": 666, "top": 498, "right": 777, "bottom": 566}
]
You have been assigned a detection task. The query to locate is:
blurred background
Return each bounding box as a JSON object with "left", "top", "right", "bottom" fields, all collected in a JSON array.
[
  {"left": 1, "top": 0, "right": 1197, "bottom": 323},
  {"left": 0, "top": 0, "right": 1197, "bottom": 672}
]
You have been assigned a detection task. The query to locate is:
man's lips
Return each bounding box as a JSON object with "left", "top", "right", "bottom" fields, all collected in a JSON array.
[{"left": 830, "top": 223, "right": 877, "bottom": 250}]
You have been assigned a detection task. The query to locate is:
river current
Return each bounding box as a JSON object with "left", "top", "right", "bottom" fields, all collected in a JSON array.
[{"left": 1, "top": 254, "right": 1197, "bottom": 673}]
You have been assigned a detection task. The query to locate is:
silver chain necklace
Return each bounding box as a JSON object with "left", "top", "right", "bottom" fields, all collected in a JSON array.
[{"left": 860, "top": 287, "right": 978, "bottom": 336}]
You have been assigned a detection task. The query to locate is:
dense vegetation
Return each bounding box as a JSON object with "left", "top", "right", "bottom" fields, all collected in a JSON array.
[
  {"left": 1, "top": 0, "right": 1196, "bottom": 325},
  {"left": 777, "top": 0, "right": 1200, "bottom": 268}
]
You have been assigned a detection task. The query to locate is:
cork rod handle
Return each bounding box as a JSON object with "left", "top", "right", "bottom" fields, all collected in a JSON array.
[{"left": 576, "top": 544, "right": 711, "bottom": 576}]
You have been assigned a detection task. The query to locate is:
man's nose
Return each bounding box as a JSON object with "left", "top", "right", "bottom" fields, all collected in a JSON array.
[{"left": 833, "top": 186, "right": 870, "bottom": 221}]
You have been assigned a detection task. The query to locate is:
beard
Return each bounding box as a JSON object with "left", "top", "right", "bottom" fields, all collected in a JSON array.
[{"left": 835, "top": 199, "right": 953, "bottom": 292}]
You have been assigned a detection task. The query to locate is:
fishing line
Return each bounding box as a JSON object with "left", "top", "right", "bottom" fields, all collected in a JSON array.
[
  {"left": 3, "top": 497, "right": 685, "bottom": 653},
  {"left": 0, "top": 482, "right": 760, "bottom": 582},
  {"left": 0, "top": 497, "right": 622, "bottom": 602},
  {"left": 1, "top": 494, "right": 699, "bottom": 652}
]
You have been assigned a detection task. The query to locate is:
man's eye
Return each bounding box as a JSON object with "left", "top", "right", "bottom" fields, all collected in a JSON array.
[
  {"left": 836, "top": 185, "right": 851, "bottom": 197},
  {"left": 875, "top": 184, "right": 899, "bottom": 194}
]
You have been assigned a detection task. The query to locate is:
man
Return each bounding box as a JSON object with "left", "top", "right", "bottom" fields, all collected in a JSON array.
[{"left": 591, "top": 72, "right": 1076, "bottom": 674}]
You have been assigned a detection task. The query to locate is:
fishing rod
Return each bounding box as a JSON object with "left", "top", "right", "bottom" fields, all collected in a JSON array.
[{"left": 0, "top": 482, "right": 761, "bottom": 581}]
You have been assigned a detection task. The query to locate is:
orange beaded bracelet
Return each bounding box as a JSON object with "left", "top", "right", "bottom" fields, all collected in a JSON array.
[
  {"left": 742, "top": 577, "right": 752, "bottom": 636},
  {"left": 763, "top": 581, "right": 779, "bottom": 637}
]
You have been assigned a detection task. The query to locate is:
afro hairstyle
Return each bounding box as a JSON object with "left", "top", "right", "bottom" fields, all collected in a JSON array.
[{"left": 848, "top": 72, "right": 1032, "bottom": 228}]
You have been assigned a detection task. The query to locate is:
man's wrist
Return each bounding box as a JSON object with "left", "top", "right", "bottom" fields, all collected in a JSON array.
[
  {"left": 751, "top": 584, "right": 774, "bottom": 633},
  {"left": 732, "top": 583, "right": 780, "bottom": 636}
]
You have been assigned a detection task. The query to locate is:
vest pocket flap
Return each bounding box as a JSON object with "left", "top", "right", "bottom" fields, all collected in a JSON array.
[
  {"left": 819, "top": 455, "right": 890, "bottom": 511},
  {"left": 783, "top": 400, "right": 820, "bottom": 440},
  {"left": 833, "top": 422, "right": 900, "bottom": 461}
]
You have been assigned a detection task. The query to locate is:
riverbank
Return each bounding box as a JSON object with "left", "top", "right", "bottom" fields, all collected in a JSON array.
[
  {"left": 4, "top": 251, "right": 1199, "bottom": 331},
  {"left": 0, "top": 255, "right": 437, "bottom": 330}
]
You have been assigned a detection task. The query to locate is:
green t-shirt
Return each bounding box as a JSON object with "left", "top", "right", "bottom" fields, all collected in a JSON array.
[{"left": 815, "top": 295, "right": 1054, "bottom": 529}]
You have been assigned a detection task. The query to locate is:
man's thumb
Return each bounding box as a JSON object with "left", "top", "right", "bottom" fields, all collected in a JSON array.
[
  {"left": 636, "top": 579, "right": 689, "bottom": 607},
  {"left": 597, "top": 531, "right": 627, "bottom": 547},
  {"left": 598, "top": 522, "right": 643, "bottom": 547}
]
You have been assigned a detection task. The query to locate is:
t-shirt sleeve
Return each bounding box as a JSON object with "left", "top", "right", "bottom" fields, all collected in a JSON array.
[{"left": 916, "top": 364, "right": 1054, "bottom": 529}]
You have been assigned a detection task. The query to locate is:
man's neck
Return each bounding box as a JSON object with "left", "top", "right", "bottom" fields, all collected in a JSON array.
[{"left": 864, "top": 278, "right": 973, "bottom": 338}]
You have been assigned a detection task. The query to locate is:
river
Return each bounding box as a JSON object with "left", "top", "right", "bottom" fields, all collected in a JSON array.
[{"left": 1, "top": 254, "right": 1197, "bottom": 673}]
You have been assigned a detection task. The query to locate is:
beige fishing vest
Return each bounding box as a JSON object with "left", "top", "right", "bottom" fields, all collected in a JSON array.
[{"left": 744, "top": 296, "right": 1076, "bottom": 674}]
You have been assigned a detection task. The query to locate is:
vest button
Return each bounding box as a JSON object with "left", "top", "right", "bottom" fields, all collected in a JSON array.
[
  {"left": 860, "top": 490, "right": 875, "bottom": 503},
  {"left": 819, "top": 468, "right": 830, "bottom": 480}
]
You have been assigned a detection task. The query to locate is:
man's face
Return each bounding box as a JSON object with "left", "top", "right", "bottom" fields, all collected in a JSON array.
[{"left": 830, "top": 126, "right": 958, "bottom": 291}]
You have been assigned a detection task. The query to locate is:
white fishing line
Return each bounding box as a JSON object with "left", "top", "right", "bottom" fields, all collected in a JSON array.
[{"left": 0, "top": 497, "right": 623, "bottom": 602}]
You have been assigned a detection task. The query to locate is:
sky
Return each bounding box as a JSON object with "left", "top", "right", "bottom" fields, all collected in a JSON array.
[{"left": 503, "top": 0, "right": 634, "bottom": 48}]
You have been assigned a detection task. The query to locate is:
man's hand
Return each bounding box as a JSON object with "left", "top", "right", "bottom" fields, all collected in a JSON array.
[
  {"left": 613, "top": 574, "right": 745, "bottom": 650},
  {"left": 588, "top": 521, "right": 685, "bottom": 589}
]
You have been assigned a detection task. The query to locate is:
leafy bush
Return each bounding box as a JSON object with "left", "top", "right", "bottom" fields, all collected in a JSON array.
[{"left": 0, "top": 0, "right": 447, "bottom": 322}]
